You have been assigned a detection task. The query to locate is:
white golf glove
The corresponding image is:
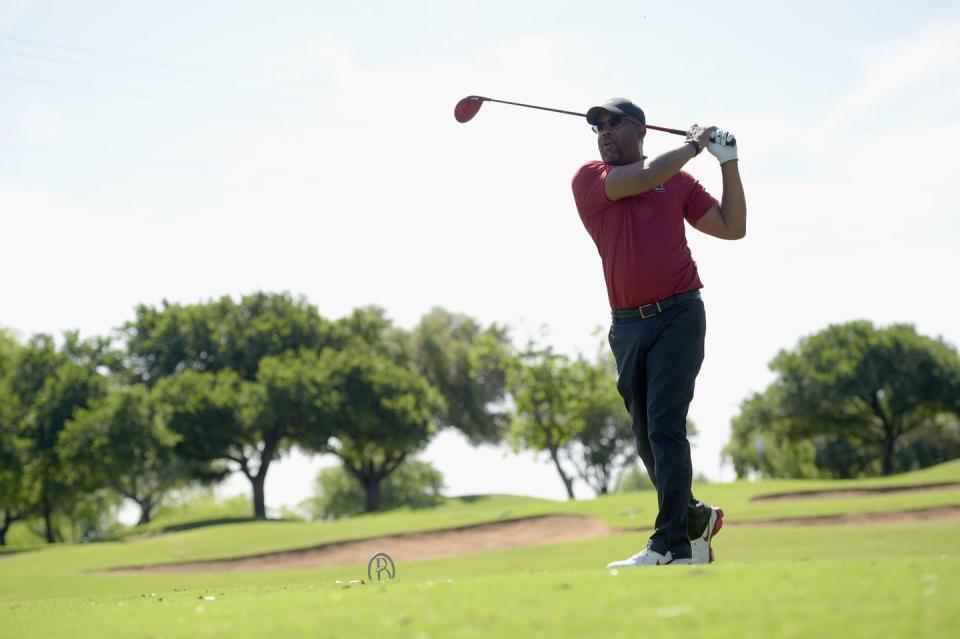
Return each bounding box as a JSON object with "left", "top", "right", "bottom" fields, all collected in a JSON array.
[{"left": 707, "top": 130, "right": 738, "bottom": 164}]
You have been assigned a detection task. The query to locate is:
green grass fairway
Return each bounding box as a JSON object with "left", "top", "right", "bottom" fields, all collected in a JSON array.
[{"left": 2, "top": 461, "right": 959, "bottom": 637}]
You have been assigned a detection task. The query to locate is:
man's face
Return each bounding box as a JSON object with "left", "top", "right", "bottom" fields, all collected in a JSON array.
[{"left": 594, "top": 112, "right": 645, "bottom": 165}]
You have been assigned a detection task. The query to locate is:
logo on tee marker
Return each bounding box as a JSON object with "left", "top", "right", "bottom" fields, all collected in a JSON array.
[{"left": 653, "top": 184, "right": 666, "bottom": 192}]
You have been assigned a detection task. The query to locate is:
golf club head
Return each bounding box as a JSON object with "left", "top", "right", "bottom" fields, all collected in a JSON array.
[{"left": 454, "top": 95, "right": 486, "bottom": 123}]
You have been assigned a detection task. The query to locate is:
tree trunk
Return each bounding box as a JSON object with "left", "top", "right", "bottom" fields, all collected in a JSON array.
[
  {"left": 597, "top": 462, "right": 614, "bottom": 495},
  {"left": 249, "top": 427, "right": 283, "bottom": 520},
  {"left": 0, "top": 509, "right": 22, "bottom": 546},
  {"left": 42, "top": 489, "right": 55, "bottom": 544},
  {"left": 236, "top": 452, "right": 270, "bottom": 519},
  {"left": 548, "top": 447, "right": 575, "bottom": 500},
  {"left": 872, "top": 395, "right": 898, "bottom": 477},
  {"left": 363, "top": 476, "right": 382, "bottom": 513},
  {"left": 882, "top": 431, "right": 896, "bottom": 476},
  {"left": 136, "top": 500, "right": 153, "bottom": 526},
  {"left": 251, "top": 472, "right": 267, "bottom": 519}
]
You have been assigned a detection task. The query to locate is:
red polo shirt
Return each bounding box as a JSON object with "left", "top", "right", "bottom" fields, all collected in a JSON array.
[{"left": 572, "top": 161, "right": 718, "bottom": 309}]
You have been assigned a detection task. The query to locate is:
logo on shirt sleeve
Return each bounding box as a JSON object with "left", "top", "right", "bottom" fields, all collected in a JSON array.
[{"left": 653, "top": 184, "right": 666, "bottom": 192}]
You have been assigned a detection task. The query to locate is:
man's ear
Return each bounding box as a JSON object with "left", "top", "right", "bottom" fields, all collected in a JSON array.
[{"left": 638, "top": 124, "right": 647, "bottom": 140}]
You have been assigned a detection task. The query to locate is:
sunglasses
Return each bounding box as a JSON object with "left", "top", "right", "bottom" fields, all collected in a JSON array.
[{"left": 591, "top": 115, "right": 640, "bottom": 133}]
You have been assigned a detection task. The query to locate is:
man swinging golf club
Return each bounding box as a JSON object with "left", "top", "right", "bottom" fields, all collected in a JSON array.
[{"left": 571, "top": 98, "right": 746, "bottom": 566}]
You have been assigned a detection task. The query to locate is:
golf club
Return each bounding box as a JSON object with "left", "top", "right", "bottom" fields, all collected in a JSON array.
[{"left": 454, "top": 95, "right": 734, "bottom": 145}]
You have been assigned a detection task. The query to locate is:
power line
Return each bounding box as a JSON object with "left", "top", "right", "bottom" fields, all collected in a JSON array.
[
  {"left": 0, "top": 34, "right": 328, "bottom": 178},
  {"left": 0, "top": 32, "right": 323, "bottom": 92},
  {"left": 0, "top": 142, "right": 322, "bottom": 180},
  {"left": 0, "top": 47, "right": 324, "bottom": 100},
  {"left": 0, "top": 71, "right": 302, "bottom": 118}
]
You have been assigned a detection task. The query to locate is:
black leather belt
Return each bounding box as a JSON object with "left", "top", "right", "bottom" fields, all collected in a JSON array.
[{"left": 612, "top": 290, "right": 702, "bottom": 321}]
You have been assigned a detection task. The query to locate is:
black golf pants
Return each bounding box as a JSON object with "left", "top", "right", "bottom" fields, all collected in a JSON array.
[{"left": 608, "top": 297, "right": 705, "bottom": 559}]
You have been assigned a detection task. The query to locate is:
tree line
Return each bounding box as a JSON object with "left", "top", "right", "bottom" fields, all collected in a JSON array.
[
  {"left": 2, "top": 295, "right": 958, "bottom": 545},
  {"left": 0, "top": 292, "right": 637, "bottom": 545},
  {"left": 723, "top": 321, "right": 960, "bottom": 479}
]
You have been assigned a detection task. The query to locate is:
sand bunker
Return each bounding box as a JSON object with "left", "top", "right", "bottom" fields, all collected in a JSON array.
[
  {"left": 106, "top": 505, "right": 960, "bottom": 574},
  {"left": 108, "top": 514, "right": 609, "bottom": 574},
  {"left": 752, "top": 481, "right": 960, "bottom": 502},
  {"left": 731, "top": 505, "right": 960, "bottom": 527}
]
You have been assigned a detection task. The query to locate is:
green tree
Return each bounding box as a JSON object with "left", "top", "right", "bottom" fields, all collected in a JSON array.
[
  {"left": 507, "top": 342, "right": 582, "bottom": 499},
  {"left": 723, "top": 388, "right": 822, "bottom": 479},
  {"left": 774, "top": 321, "right": 960, "bottom": 476},
  {"left": 61, "top": 488, "right": 124, "bottom": 542},
  {"left": 333, "top": 306, "right": 512, "bottom": 444},
  {"left": 124, "top": 298, "right": 507, "bottom": 518},
  {"left": 411, "top": 308, "right": 512, "bottom": 444},
  {"left": 0, "top": 328, "right": 18, "bottom": 379},
  {"left": 0, "top": 402, "right": 34, "bottom": 545},
  {"left": 724, "top": 322, "right": 960, "bottom": 478},
  {"left": 893, "top": 412, "right": 960, "bottom": 471},
  {"left": 123, "top": 292, "right": 333, "bottom": 383},
  {"left": 563, "top": 353, "right": 634, "bottom": 495},
  {"left": 330, "top": 306, "right": 411, "bottom": 363},
  {"left": 301, "top": 343, "right": 445, "bottom": 513},
  {"left": 124, "top": 293, "right": 336, "bottom": 519},
  {"left": 302, "top": 459, "right": 445, "bottom": 520},
  {"left": 0, "top": 330, "right": 32, "bottom": 545},
  {"left": 12, "top": 333, "right": 109, "bottom": 542},
  {"left": 153, "top": 368, "right": 282, "bottom": 518},
  {"left": 60, "top": 385, "right": 188, "bottom": 525},
  {"left": 242, "top": 349, "right": 338, "bottom": 514}
]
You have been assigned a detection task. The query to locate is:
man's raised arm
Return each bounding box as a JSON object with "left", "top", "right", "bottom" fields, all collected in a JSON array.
[
  {"left": 693, "top": 130, "right": 746, "bottom": 240},
  {"left": 604, "top": 126, "right": 716, "bottom": 201}
]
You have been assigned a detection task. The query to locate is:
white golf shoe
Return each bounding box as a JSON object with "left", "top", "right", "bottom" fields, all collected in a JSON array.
[
  {"left": 606, "top": 547, "right": 693, "bottom": 568},
  {"left": 690, "top": 506, "right": 724, "bottom": 564}
]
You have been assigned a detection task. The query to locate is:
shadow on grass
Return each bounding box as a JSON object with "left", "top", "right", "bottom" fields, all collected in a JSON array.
[
  {"left": 752, "top": 481, "right": 960, "bottom": 502},
  {"left": 106, "top": 517, "right": 303, "bottom": 542},
  {"left": 0, "top": 545, "right": 43, "bottom": 558},
  {"left": 448, "top": 495, "right": 491, "bottom": 504},
  {"left": 158, "top": 517, "right": 303, "bottom": 533}
]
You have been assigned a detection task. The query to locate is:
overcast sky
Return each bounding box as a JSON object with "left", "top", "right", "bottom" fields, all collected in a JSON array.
[{"left": 2, "top": 1, "right": 958, "bottom": 516}]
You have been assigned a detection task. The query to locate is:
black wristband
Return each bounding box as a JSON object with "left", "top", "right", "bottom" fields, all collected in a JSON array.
[{"left": 685, "top": 139, "right": 702, "bottom": 155}]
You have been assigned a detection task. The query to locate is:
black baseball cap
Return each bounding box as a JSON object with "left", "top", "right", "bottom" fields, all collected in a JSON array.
[{"left": 585, "top": 98, "right": 646, "bottom": 126}]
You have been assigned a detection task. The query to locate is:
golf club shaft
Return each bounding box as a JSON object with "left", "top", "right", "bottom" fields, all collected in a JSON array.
[
  {"left": 646, "top": 124, "right": 687, "bottom": 136},
  {"left": 484, "top": 98, "right": 687, "bottom": 136},
  {"left": 484, "top": 98, "right": 586, "bottom": 119}
]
